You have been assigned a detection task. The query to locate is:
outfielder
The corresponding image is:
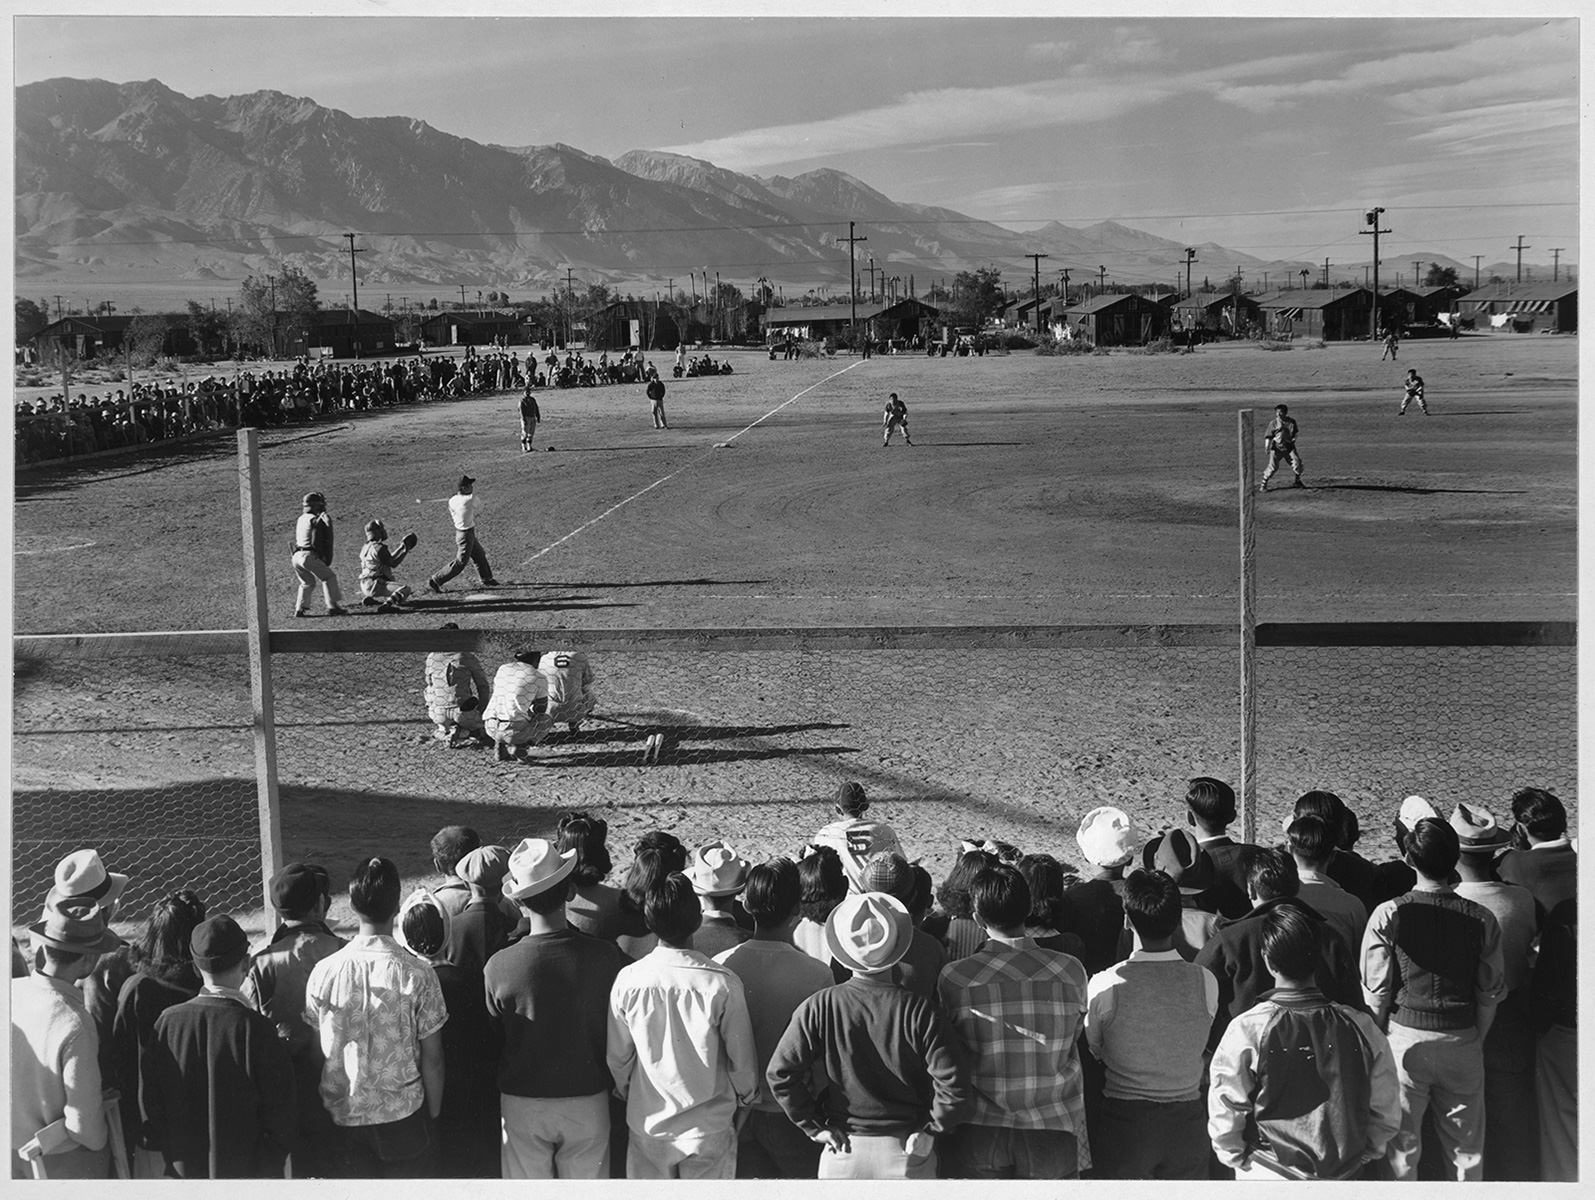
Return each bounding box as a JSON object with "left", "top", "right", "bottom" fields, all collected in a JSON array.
[
  {"left": 1259, "top": 403, "right": 1304, "bottom": 491},
  {"left": 883, "top": 392, "right": 912, "bottom": 446},
  {"left": 482, "top": 645, "right": 554, "bottom": 762},
  {"left": 1399, "top": 369, "right": 1427, "bottom": 416},
  {"left": 536, "top": 648, "right": 598, "bottom": 731},
  {"left": 519, "top": 388, "right": 542, "bottom": 451}
]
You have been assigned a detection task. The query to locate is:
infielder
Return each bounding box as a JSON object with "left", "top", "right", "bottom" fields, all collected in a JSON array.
[
  {"left": 1399, "top": 369, "right": 1427, "bottom": 416},
  {"left": 1259, "top": 403, "right": 1304, "bottom": 491},
  {"left": 290, "top": 492, "right": 348, "bottom": 617},
  {"left": 646, "top": 375, "right": 668, "bottom": 428},
  {"left": 536, "top": 648, "right": 598, "bottom": 731},
  {"left": 519, "top": 388, "right": 542, "bottom": 452},
  {"left": 424, "top": 621, "right": 493, "bottom": 745},
  {"left": 482, "top": 645, "right": 554, "bottom": 762},
  {"left": 883, "top": 392, "right": 912, "bottom": 447},
  {"left": 426, "top": 474, "right": 499, "bottom": 593}
]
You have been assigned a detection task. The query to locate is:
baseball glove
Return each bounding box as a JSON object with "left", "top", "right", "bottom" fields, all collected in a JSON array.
[{"left": 400, "top": 531, "right": 419, "bottom": 551}]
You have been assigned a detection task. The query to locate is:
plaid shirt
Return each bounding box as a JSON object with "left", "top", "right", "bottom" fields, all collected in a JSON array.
[{"left": 938, "top": 934, "right": 1090, "bottom": 1161}]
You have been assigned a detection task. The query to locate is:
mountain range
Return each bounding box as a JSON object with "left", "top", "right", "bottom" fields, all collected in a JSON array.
[{"left": 15, "top": 78, "right": 1510, "bottom": 302}]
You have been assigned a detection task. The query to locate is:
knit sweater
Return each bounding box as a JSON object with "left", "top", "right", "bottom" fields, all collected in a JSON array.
[
  {"left": 767, "top": 973, "right": 972, "bottom": 1138},
  {"left": 1361, "top": 885, "right": 1504, "bottom": 1032},
  {"left": 1084, "top": 949, "right": 1218, "bottom": 1102},
  {"left": 484, "top": 926, "right": 627, "bottom": 1098}
]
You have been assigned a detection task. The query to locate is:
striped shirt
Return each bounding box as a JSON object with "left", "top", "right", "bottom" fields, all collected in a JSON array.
[{"left": 938, "top": 935, "right": 1090, "bottom": 1161}]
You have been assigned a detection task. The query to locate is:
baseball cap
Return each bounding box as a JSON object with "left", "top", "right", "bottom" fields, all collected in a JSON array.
[
  {"left": 269, "top": 863, "right": 325, "bottom": 914},
  {"left": 191, "top": 916, "right": 250, "bottom": 973},
  {"left": 458, "top": 474, "right": 475, "bottom": 490}
]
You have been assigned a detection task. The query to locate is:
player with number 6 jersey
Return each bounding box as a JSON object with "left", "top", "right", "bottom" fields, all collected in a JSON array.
[{"left": 536, "top": 649, "right": 598, "bottom": 731}]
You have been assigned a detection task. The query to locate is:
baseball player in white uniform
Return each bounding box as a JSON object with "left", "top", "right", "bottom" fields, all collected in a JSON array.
[
  {"left": 536, "top": 649, "right": 598, "bottom": 731},
  {"left": 1399, "top": 369, "right": 1427, "bottom": 415},
  {"left": 1259, "top": 403, "right": 1304, "bottom": 491},
  {"left": 482, "top": 646, "right": 554, "bottom": 761},
  {"left": 882, "top": 392, "right": 912, "bottom": 447}
]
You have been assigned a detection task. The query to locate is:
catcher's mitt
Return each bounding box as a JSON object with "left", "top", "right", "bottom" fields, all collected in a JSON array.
[{"left": 400, "top": 531, "right": 419, "bottom": 551}]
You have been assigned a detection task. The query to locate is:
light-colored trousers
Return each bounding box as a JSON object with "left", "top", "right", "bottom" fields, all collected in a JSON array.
[
  {"left": 500, "top": 1091, "right": 609, "bottom": 1179},
  {"left": 1385, "top": 1022, "right": 1485, "bottom": 1182},
  {"left": 291, "top": 550, "right": 343, "bottom": 612},
  {"left": 817, "top": 1132, "right": 936, "bottom": 1180},
  {"left": 626, "top": 1127, "right": 736, "bottom": 1179}
]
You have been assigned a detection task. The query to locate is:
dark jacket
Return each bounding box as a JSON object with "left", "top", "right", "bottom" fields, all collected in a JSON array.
[
  {"left": 1193, "top": 896, "right": 1366, "bottom": 1050},
  {"left": 144, "top": 994, "right": 297, "bottom": 1178},
  {"left": 1196, "top": 835, "right": 1259, "bottom": 920},
  {"left": 112, "top": 960, "right": 202, "bottom": 1152}
]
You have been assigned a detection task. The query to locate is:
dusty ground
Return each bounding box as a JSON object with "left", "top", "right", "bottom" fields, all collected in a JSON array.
[{"left": 11, "top": 334, "right": 1577, "bottom": 930}]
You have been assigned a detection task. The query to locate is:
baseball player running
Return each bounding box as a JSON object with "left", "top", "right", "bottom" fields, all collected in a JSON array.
[
  {"left": 1259, "top": 403, "right": 1304, "bottom": 491},
  {"left": 883, "top": 392, "right": 912, "bottom": 447},
  {"left": 1399, "top": 369, "right": 1428, "bottom": 415},
  {"left": 536, "top": 649, "right": 598, "bottom": 732}
]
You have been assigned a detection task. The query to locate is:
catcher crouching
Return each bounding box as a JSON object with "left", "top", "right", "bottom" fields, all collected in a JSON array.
[{"left": 359, "top": 520, "right": 419, "bottom": 613}]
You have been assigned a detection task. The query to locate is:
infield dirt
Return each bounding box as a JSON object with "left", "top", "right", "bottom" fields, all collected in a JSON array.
[{"left": 11, "top": 335, "right": 1577, "bottom": 925}]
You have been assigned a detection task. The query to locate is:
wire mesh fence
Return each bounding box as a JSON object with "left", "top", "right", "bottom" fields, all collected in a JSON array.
[
  {"left": 10, "top": 654, "right": 261, "bottom": 930},
  {"left": 11, "top": 630, "right": 1576, "bottom": 932}
]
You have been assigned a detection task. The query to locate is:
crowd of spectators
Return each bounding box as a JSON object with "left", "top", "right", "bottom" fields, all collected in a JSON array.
[{"left": 10, "top": 781, "right": 1576, "bottom": 1182}]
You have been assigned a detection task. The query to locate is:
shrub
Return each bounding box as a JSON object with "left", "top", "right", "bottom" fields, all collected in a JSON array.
[
  {"left": 1092, "top": 346, "right": 1112, "bottom": 356},
  {"left": 1302, "top": 339, "right": 1326, "bottom": 350},
  {"left": 1259, "top": 338, "right": 1294, "bottom": 352},
  {"left": 1034, "top": 338, "right": 1095, "bottom": 356},
  {"left": 1000, "top": 331, "right": 1039, "bottom": 351},
  {"left": 1125, "top": 337, "right": 1175, "bottom": 356}
]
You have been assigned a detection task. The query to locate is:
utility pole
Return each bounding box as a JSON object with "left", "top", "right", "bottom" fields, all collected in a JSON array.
[
  {"left": 1359, "top": 206, "right": 1389, "bottom": 338},
  {"left": 343, "top": 233, "right": 367, "bottom": 358},
  {"left": 54, "top": 295, "right": 62, "bottom": 320},
  {"left": 1550, "top": 248, "right": 1564, "bottom": 282},
  {"left": 840, "top": 221, "right": 867, "bottom": 354},
  {"left": 1471, "top": 256, "right": 1483, "bottom": 290},
  {"left": 1322, "top": 258, "right": 1331, "bottom": 288},
  {"left": 458, "top": 284, "right": 467, "bottom": 309},
  {"left": 1511, "top": 235, "right": 1530, "bottom": 283},
  {"left": 1098, "top": 265, "right": 1107, "bottom": 291},
  {"left": 1183, "top": 248, "right": 1197, "bottom": 300},
  {"left": 866, "top": 257, "right": 877, "bottom": 303},
  {"left": 1025, "top": 252, "right": 1049, "bottom": 335}
]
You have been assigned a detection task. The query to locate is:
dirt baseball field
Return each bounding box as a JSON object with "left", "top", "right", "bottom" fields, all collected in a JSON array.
[{"left": 11, "top": 334, "right": 1577, "bottom": 928}]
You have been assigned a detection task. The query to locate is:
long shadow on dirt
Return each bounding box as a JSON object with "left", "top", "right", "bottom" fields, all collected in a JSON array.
[{"left": 1316, "top": 483, "right": 1527, "bottom": 496}]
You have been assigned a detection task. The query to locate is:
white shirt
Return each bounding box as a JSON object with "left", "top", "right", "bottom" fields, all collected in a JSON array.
[
  {"left": 448, "top": 492, "right": 479, "bottom": 531},
  {"left": 606, "top": 944, "right": 759, "bottom": 1144},
  {"left": 483, "top": 662, "right": 548, "bottom": 723}
]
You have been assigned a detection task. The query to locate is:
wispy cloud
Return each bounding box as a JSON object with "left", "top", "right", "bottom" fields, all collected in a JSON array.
[{"left": 661, "top": 77, "right": 1178, "bottom": 171}]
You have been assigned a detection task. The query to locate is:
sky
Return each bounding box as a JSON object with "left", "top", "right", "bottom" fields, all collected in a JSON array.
[{"left": 11, "top": 9, "right": 1583, "bottom": 271}]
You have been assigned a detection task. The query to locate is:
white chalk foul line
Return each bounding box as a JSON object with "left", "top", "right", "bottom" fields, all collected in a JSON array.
[{"left": 518, "top": 361, "right": 864, "bottom": 567}]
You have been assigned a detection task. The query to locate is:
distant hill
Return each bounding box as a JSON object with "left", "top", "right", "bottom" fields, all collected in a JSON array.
[{"left": 14, "top": 78, "right": 1555, "bottom": 300}]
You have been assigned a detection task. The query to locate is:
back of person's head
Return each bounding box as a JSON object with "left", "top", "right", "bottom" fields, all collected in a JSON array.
[
  {"left": 971, "top": 864, "right": 1032, "bottom": 932},
  {"left": 1247, "top": 848, "right": 1300, "bottom": 901},
  {"left": 1186, "top": 777, "right": 1237, "bottom": 827},
  {"left": 633, "top": 830, "right": 687, "bottom": 872},
  {"left": 834, "top": 781, "right": 869, "bottom": 817},
  {"left": 985, "top": 840, "right": 1022, "bottom": 865},
  {"left": 742, "top": 858, "right": 801, "bottom": 927},
  {"left": 905, "top": 864, "right": 935, "bottom": 922},
  {"left": 620, "top": 838, "right": 687, "bottom": 916},
  {"left": 556, "top": 812, "right": 613, "bottom": 886},
  {"left": 430, "top": 825, "right": 481, "bottom": 876},
  {"left": 1259, "top": 903, "right": 1321, "bottom": 982},
  {"left": 643, "top": 873, "right": 702, "bottom": 945},
  {"left": 1510, "top": 788, "right": 1567, "bottom": 842},
  {"left": 1122, "top": 869, "right": 1181, "bottom": 942},
  {"left": 797, "top": 846, "right": 847, "bottom": 922},
  {"left": 1339, "top": 806, "right": 1362, "bottom": 851},
  {"left": 937, "top": 849, "right": 997, "bottom": 919},
  {"left": 136, "top": 890, "right": 207, "bottom": 968},
  {"left": 400, "top": 901, "right": 446, "bottom": 958},
  {"left": 1406, "top": 817, "right": 1461, "bottom": 880},
  {"left": 349, "top": 857, "right": 402, "bottom": 923},
  {"left": 1287, "top": 816, "right": 1334, "bottom": 868},
  {"left": 1292, "top": 791, "right": 1347, "bottom": 844},
  {"left": 1016, "top": 853, "right": 1068, "bottom": 931}
]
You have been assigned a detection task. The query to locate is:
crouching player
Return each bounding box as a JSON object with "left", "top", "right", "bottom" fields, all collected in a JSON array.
[
  {"left": 483, "top": 645, "right": 555, "bottom": 762},
  {"left": 424, "top": 622, "right": 492, "bottom": 745},
  {"left": 537, "top": 649, "right": 598, "bottom": 732},
  {"left": 359, "top": 519, "right": 418, "bottom": 612}
]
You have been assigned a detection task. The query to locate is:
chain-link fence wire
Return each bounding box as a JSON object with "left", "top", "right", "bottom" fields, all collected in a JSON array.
[
  {"left": 1255, "top": 643, "right": 1576, "bottom": 829},
  {"left": 11, "top": 636, "right": 1575, "bottom": 931},
  {"left": 10, "top": 654, "right": 260, "bottom": 931},
  {"left": 264, "top": 635, "right": 1575, "bottom": 888}
]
